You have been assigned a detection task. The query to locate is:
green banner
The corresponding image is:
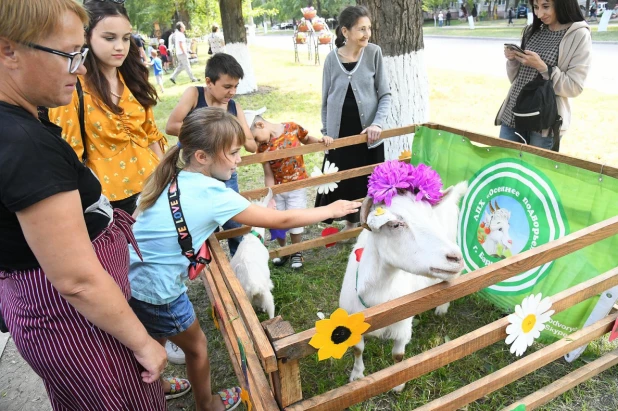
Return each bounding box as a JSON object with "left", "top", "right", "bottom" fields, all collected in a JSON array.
[{"left": 411, "top": 126, "right": 618, "bottom": 342}]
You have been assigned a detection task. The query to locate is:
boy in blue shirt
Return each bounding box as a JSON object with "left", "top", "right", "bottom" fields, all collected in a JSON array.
[{"left": 150, "top": 50, "right": 165, "bottom": 93}]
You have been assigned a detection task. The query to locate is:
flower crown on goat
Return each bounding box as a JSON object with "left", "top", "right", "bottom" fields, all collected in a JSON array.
[{"left": 367, "top": 161, "right": 443, "bottom": 207}]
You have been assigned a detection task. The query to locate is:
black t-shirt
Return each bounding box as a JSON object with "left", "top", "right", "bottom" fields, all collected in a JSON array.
[{"left": 0, "top": 102, "right": 112, "bottom": 270}]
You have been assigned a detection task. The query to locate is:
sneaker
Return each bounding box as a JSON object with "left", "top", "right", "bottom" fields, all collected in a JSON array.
[
  {"left": 169, "top": 78, "right": 176, "bottom": 84},
  {"left": 272, "top": 255, "right": 290, "bottom": 267},
  {"left": 166, "top": 340, "right": 186, "bottom": 365},
  {"left": 290, "top": 252, "right": 303, "bottom": 269}
]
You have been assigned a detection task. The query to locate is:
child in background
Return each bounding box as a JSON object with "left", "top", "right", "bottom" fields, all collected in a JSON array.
[
  {"left": 128, "top": 108, "right": 359, "bottom": 411},
  {"left": 251, "top": 115, "right": 333, "bottom": 269},
  {"left": 150, "top": 50, "right": 165, "bottom": 93}
]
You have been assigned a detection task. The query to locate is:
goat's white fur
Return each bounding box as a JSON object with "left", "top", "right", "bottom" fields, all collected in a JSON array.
[
  {"left": 339, "top": 181, "right": 468, "bottom": 392},
  {"left": 230, "top": 189, "right": 275, "bottom": 319}
]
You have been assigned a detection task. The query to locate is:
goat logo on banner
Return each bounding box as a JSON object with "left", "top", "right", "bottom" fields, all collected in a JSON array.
[{"left": 458, "top": 158, "right": 570, "bottom": 295}]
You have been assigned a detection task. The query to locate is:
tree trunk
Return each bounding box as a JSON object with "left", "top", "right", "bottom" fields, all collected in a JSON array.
[
  {"left": 357, "top": 0, "right": 428, "bottom": 160},
  {"left": 585, "top": 0, "right": 591, "bottom": 16},
  {"left": 218, "top": 0, "right": 257, "bottom": 94}
]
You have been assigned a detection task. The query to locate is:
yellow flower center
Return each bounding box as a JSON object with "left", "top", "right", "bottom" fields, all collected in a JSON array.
[
  {"left": 331, "top": 326, "right": 352, "bottom": 344},
  {"left": 522, "top": 314, "right": 537, "bottom": 333}
]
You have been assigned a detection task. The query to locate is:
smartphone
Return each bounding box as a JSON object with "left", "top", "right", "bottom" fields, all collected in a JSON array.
[{"left": 504, "top": 43, "right": 525, "bottom": 54}]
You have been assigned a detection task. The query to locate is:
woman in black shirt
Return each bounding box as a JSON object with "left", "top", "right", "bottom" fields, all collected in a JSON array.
[{"left": 0, "top": 1, "right": 166, "bottom": 408}]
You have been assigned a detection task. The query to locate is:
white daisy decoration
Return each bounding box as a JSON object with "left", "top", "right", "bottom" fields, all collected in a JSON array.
[
  {"left": 311, "top": 160, "right": 340, "bottom": 194},
  {"left": 505, "top": 293, "right": 555, "bottom": 357}
]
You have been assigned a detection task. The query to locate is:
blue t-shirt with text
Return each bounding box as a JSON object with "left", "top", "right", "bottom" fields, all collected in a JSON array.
[{"left": 129, "top": 171, "right": 250, "bottom": 304}]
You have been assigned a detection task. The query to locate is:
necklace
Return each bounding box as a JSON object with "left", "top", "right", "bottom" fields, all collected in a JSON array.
[{"left": 111, "top": 90, "right": 122, "bottom": 99}]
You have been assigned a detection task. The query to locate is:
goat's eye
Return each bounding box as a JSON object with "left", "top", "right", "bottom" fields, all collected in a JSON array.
[{"left": 498, "top": 228, "right": 503, "bottom": 231}]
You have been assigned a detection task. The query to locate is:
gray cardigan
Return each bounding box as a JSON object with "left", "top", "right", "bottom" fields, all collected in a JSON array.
[{"left": 321, "top": 43, "right": 391, "bottom": 140}]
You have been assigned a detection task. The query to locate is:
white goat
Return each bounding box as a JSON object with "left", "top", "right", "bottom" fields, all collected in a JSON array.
[
  {"left": 481, "top": 201, "right": 513, "bottom": 258},
  {"left": 339, "top": 182, "right": 468, "bottom": 392},
  {"left": 230, "top": 189, "right": 275, "bottom": 319}
]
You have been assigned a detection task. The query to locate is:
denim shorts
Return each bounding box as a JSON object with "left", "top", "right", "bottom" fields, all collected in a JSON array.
[{"left": 129, "top": 293, "right": 196, "bottom": 339}]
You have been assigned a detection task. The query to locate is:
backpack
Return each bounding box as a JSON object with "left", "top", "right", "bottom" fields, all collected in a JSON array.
[{"left": 512, "top": 65, "right": 562, "bottom": 142}]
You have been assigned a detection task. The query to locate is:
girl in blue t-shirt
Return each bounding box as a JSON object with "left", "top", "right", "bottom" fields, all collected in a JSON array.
[{"left": 129, "top": 107, "right": 360, "bottom": 411}]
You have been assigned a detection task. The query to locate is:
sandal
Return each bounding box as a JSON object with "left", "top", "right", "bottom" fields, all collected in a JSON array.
[
  {"left": 218, "top": 386, "right": 242, "bottom": 410},
  {"left": 164, "top": 377, "right": 191, "bottom": 400}
]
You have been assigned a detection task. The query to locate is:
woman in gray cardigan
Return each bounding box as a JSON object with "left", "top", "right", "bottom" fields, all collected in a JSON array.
[
  {"left": 496, "top": 0, "right": 591, "bottom": 152},
  {"left": 315, "top": 5, "right": 391, "bottom": 231}
]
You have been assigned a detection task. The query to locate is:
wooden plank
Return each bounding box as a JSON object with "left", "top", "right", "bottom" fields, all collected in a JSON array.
[
  {"left": 429, "top": 124, "right": 618, "bottom": 179},
  {"left": 268, "top": 227, "right": 363, "bottom": 259},
  {"left": 263, "top": 317, "right": 303, "bottom": 408},
  {"left": 415, "top": 313, "right": 618, "bottom": 411},
  {"left": 284, "top": 268, "right": 618, "bottom": 411},
  {"left": 238, "top": 125, "right": 417, "bottom": 167},
  {"left": 274, "top": 216, "right": 618, "bottom": 361},
  {"left": 201, "top": 264, "right": 266, "bottom": 411},
  {"left": 206, "top": 260, "right": 279, "bottom": 411},
  {"left": 207, "top": 235, "right": 278, "bottom": 373},
  {"left": 240, "top": 163, "right": 380, "bottom": 200},
  {"left": 502, "top": 348, "right": 618, "bottom": 411}
]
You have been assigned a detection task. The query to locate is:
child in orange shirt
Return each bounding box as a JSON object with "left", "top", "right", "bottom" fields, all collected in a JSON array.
[{"left": 251, "top": 116, "right": 333, "bottom": 269}]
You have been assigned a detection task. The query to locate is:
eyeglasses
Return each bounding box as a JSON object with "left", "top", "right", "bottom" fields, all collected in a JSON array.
[{"left": 23, "top": 43, "right": 89, "bottom": 74}]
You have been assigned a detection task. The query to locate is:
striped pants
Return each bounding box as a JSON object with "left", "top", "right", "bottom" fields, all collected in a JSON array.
[{"left": 0, "top": 211, "right": 165, "bottom": 411}]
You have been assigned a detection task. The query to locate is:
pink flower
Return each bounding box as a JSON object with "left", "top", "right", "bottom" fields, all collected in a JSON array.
[{"left": 367, "top": 161, "right": 443, "bottom": 206}]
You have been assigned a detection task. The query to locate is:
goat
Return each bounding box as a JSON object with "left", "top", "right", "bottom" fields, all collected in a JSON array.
[
  {"left": 339, "top": 181, "right": 468, "bottom": 392},
  {"left": 230, "top": 189, "right": 275, "bottom": 319}
]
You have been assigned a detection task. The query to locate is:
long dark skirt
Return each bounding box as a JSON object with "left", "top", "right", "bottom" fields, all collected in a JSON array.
[
  {"left": 0, "top": 211, "right": 165, "bottom": 411},
  {"left": 315, "top": 113, "right": 385, "bottom": 224}
]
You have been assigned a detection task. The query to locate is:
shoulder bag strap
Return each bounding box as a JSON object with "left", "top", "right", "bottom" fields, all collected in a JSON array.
[
  {"left": 76, "top": 78, "right": 88, "bottom": 165},
  {"left": 167, "top": 174, "right": 211, "bottom": 266}
]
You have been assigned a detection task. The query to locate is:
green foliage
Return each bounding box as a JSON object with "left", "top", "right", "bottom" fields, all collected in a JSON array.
[
  {"left": 253, "top": 0, "right": 354, "bottom": 23},
  {"left": 125, "top": 0, "right": 221, "bottom": 36},
  {"left": 422, "top": 0, "right": 448, "bottom": 13}
]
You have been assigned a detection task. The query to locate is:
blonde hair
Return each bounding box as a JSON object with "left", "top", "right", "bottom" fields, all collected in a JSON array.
[
  {"left": 137, "top": 107, "right": 247, "bottom": 213},
  {"left": 0, "top": 0, "right": 88, "bottom": 44}
]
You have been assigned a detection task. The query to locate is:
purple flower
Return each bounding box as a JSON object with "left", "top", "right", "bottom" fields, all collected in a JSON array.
[
  {"left": 367, "top": 161, "right": 443, "bottom": 206},
  {"left": 410, "top": 163, "right": 443, "bottom": 205},
  {"left": 367, "top": 160, "right": 414, "bottom": 206}
]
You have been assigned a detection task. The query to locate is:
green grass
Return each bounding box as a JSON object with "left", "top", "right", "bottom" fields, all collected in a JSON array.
[{"left": 153, "top": 45, "right": 618, "bottom": 411}]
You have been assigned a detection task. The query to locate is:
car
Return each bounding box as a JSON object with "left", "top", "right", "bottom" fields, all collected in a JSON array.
[
  {"left": 280, "top": 22, "right": 294, "bottom": 30},
  {"left": 272, "top": 24, "right": 280, "bottom": 30},
  {"left": 517, "top": 4, "right": 529, "bottom": 18}
]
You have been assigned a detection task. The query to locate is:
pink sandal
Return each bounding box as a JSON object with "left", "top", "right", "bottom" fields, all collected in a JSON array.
[{"left": 217, "top": 386, "right": 242, "bottom": 410}]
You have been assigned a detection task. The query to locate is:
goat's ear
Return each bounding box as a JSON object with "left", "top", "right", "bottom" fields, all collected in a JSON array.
[
  {"left": 366, "top": 206, "right": 398, "bottom": 231},
  {"left": 261, "top": 187, "right": 273, "bottom": 206},
  {"left": 360, "top": 196, "right": 374, "bottom": 231},
  {"left": 434, "top": 181, "right": 468, "bottom": 208}
]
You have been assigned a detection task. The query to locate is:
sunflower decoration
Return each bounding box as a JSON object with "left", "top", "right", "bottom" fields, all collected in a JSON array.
[
  {"left": 309, "top": 308, "right": 370, "bottom": 361},
  {"left": 505, "top": 293, "right": 554, "bottom": 356},
  {"left": 398, "top": 149, "right": 412, "bottom": 161}
]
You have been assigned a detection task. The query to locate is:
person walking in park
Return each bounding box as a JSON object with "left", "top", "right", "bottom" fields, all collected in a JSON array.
[
  {"left": 508, "top": 7, "right": 515, "bottom": 25},
  {"left": 0, "top": 1, "right": 167, "bottom": 409},
  {"left": 446, "top": 9, "right": 452, "bottom": 26},
  {"left": 439, "top": 10, "right": 445, "bottom": 27},
  {"left": 128, "top": 108, "right": 360, "bottom": 411},
  {"left": 169, "top": 22, "right": 199, "bottom": 84},
  {"left": 589, "top": 3, "right": 598, "bottom": 22},
  {"left": 49, "top": 0, "right": 167, "bottom": 216},
  {"left": 495, "top": 0, "right": 591, "bottom": 152},
  {"left": 315, "top": 5, "right": 391, "bottom": 232},
  {"left": 472, "top": 4, "right": 479, "bottom": 22},
  {"left": 208, "top": 24, "right": 226, "bottom": 55}
]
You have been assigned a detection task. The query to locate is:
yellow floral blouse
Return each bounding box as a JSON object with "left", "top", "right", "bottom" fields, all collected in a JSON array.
[{"left": 49, "top": 74, "right": 167, "bottom": 202}]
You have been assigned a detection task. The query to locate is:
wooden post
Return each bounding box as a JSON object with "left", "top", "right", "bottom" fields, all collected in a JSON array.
[{"left": 263, "top": 317, "right": 302, "bottom": 409}]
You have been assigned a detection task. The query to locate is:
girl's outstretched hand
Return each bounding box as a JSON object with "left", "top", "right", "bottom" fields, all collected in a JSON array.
[{"left": 328, "top": 200, "right": 362, "bottom": 218}]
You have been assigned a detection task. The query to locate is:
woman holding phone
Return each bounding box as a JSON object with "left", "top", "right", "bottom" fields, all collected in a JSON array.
[{"left": 495, "top": 0, "right": 591, "bottom": 151}]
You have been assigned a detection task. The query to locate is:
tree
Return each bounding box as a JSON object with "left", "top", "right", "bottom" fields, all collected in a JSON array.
[
  {"left": 219, "top": 0, "right": 258, "bottom": 94},
  {"left": 357, "top": 0, "right": 429, "bottom": 160}
]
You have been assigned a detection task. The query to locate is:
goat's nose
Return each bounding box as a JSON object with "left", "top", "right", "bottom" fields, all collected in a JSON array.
[
  {"left": 508, "top": 240, "right": 513, "bottom": 244},
  {"left": 446, "top": 253, "right": 463, "bottom": 265}
]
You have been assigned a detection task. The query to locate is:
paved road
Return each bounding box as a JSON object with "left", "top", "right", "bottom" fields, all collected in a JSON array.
[{"left": 251, "top": 35, "right": 618, "bottom": 94}]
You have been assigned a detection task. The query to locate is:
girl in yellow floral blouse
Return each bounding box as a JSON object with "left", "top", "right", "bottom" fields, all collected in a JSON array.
[{"left": 49, "top": 1, "right": 167, "bottom": 215}]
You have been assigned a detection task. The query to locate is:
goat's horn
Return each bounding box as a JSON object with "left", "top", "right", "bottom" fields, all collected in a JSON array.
[
  {"left": 489, "top": 202, "right": 495, "bottom": 213},
  {"left": 495, "top": 201, "right": 500, "bottom": 210},
  {"left": 360, "top": 196, "right": 374, "bottom": 231}
]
